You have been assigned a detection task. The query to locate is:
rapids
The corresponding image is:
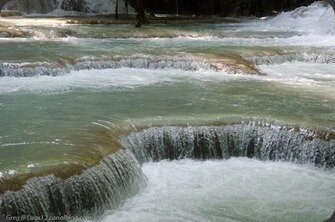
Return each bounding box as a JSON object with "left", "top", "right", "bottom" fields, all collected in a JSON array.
[
  {"left": 0, "top": 2, "right": 334, "bottom": 222},
  {"left": 93, "top": 158, "right": 335, "bottom": 222}
]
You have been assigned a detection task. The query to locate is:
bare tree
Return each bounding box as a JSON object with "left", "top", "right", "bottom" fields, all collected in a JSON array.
[
  {"left": 125, "top": 0, "right": 129, "bottom": 14},
  {"left": 130, "top": 0, "right": 148, "bottom": 24},
  {"left": 115, "top": 0, "right": 119, "bottom": 19},
  {"left": 165, "top": 0, "right": 168, "bottom": 13}
]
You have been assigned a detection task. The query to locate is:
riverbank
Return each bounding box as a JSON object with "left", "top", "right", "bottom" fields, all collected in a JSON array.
[
  {"left": 65, "top": 15, "right": 239, "bottom": 25},
  {"left": 0, "top": 14, "right": 239, "bottom": 26},
  {"left": 0, "top": 15, "right": 243, "bottom": 38}
]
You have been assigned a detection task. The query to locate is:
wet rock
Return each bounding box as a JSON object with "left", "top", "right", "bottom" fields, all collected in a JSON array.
[
  {"left": 61, "top": 0, "right": 87, "bottom": 12},
  {"left": 0, "top": 10, "right": 22, "bottom": 17},
  {"left": 4, "top": 0, "right": 57, "bottom": 14},
  {"left": 0, "top": 27, "right": 31, "bottom": 37}
]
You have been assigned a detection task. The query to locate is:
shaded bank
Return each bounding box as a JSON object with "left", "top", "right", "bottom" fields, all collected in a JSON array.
[
  {"left": 140, "top": 0, "right": 333, "bottom": 17},
  {"left": 1, "top": 0, "right": 334, "bottom": 27},
  {"left": 1, "top": 0, "right": 333, "bottom": 17}
]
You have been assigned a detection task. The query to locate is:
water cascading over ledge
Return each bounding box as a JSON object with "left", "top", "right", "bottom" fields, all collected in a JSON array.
[
  {"left": 0, "top": 123, "right": 334, "bottom": 220},
  {"left": 122, "top": 124, "right": 335, "bottom": 168},
  {"left": 0, "top": 150, "right": 146, "bottom": 220},
  {"left": 0, "top": 54, "right": 263, "bottom": 77}
]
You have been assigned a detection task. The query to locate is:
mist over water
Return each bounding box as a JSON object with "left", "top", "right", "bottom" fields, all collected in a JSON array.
[{"left": 0, "top": 2, "right": 335, "bottom": 221}]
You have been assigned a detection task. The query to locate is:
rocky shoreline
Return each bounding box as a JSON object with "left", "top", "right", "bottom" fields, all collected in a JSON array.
[{"left": 0, "top": 15, "right": 239, "bottom": 38}]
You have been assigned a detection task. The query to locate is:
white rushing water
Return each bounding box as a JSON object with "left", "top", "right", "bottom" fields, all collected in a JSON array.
[
  {"left": 0, "top": 68, "right": 232, "bottom": 94},
  {"left": 247, "top": 2, "right": 335, "bottom": 35},
  {"left": 259, "top": 62, "right": 335, "bottom": 87},
  {"left": 0, "top": 61, "right": 334, "bottom": 95},
  {"left": 0, "top": 2, "right": 334, "bottom": 221},
  {"left": 91, "top": 158, "right": 335, "bottom": 222}
]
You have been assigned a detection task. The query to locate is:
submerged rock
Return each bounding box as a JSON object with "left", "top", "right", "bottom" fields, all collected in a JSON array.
[
  {"left": 135, "top": 22, "right": 142, "bottom": 27},
  {"left": 0, "top": 27, "right": 31, "bottom": 37},
  {"left": 0, "top": 19, "right": 31, "bottom": 37}
]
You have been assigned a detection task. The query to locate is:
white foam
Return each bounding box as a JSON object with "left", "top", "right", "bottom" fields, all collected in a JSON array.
[
  {"left": 1, "top": 61, "right": 334, "bottom": 94},
  {"left": 27, "top": 163, "right": 39, "bottom": 168},
  {"left": 90, "top": 33, "right": 335, "bottom": 48},
  {"left": 258, "top": 62, "right": 335, "bottom": 86},
  {"left": 93, "top": 158, "right": 335, "bottom": 222},
  {"left": 0, "top": 55, "right": 213, "bottom": 77},
  {"left": 8, "top": 170, "right": 18, "bottom": 175},
  {"left": 0, "top": 68, "right": 233, "bottom": 94},
  {"left": 247, "top": 2, "right": 335, "bottom": 35},
  {"left": 254, "top": 62, "right": 335, "bottom": 101}
]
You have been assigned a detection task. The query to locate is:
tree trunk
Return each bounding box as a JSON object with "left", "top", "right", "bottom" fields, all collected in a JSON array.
[
  {"left": 131, "top": 0, "right": 148, "bottom": 24},
  {"left": 175, "top": 0, "right": 179, "bottom": 14},
  {"left": 165, "top": 0, "right": 169, "bottom": 13},
  {"left": 125, "top": 0, "right": 129, "bottom": 14},
  {"left": 115, "top": 0, "right": 119, "bottom": 20}
]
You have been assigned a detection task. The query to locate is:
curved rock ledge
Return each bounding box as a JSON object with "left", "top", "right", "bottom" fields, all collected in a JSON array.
[
  {"left": 122, "top": 124, "right": 335, "bottom": 167},
  {"left": 0, "top": 122, "right": 334, "bottom": 220},
  {"left": 0, "top": 150, "right": 146, "bottom": 220}
]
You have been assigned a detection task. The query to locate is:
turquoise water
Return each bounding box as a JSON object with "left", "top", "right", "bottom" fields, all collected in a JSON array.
[
  {"left": 93, "top": 158, "right": 335, "bottom": 222},
  {"left": 0, "top": 3, "right": 335, "bottom": 177},
  {"left": 0, "top": 3, "right": 334, "bottom": 221},
  {"left": 1, "top": 70, "right": 334, "bottom": 174}
]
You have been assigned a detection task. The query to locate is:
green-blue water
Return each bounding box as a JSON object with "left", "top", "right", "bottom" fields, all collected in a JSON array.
[{"left": 0, "top": 3, "right": 335, "bottom": 221}]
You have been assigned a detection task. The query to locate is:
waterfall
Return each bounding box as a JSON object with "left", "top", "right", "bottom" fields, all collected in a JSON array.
[
  {"left": 1, "top": 52, "right": 334, "bottom": 78},
  {"left": 0, "top": 150, "right": 146, "bottom": 219},
  {"left": 121, "top": 124, "right": 335, "bottom": 168},
  {"left": 0, "top": 56, "right": 217, "bottom": 77},
  {"left": 0, "top": 123, "right": 334, "bottom": 220},
  {"left": 251, "top": 52, "right": 335, "bottom": 65},
  {"left": 257, "top": 2, "right": 335, "bottom": 35}
]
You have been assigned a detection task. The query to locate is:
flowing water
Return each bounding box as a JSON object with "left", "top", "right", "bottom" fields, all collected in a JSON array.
[
  {"left": 0, "top": 2, "right": 335, "bottom": 221},
  {"left": 93, "top": 158, "right": 335, "bottom": 222}
]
